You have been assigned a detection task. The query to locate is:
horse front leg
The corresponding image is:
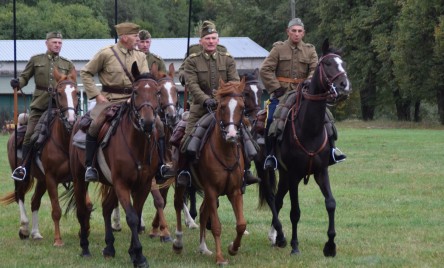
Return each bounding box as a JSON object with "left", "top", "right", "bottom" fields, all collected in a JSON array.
[
  {"left": 205, "top": 192, "right": 226, "bottom": 265},
  {"left": 173, "top": 184, "right": 186, "bottom": 253},
  {"left": 102, "top": 190, "right": 118, "bottom": 258},
  {"left": 287, "top": 175, "right": 301, "bottom": 255},
  {"left": 227, "top": 189, "right": 246, "bottom": 256},
  {"left": 198, "top": 198, "right": 212, "bottom": 256},
  {"left": 315, "top": 171, "right": 336, "bottom": 257},
  {"left": 268, "top": 170, "right": 287, "bottom": 248},
  {"left": 45, "top": 176, "right": 63, "bottom": 246},
  {"left": 30, "top": 179, "right": 47, "bottom": 240},
  {"left": 74, "top": 179, "right": 92, "bottom": 257}
]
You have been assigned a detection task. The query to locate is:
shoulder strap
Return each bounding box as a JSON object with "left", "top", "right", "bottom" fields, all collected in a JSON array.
[{"left": 110, "top": 47, "right": 134, "bottom": 83}]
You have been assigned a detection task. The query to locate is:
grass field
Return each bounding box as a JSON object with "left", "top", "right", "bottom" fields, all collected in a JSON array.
[{"left": 0, "top": 120, "right": 443, "bottom": 267}]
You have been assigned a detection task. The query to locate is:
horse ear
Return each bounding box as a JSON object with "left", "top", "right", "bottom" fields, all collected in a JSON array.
[
  {"left": 131, "top": 62, "right": 140, "bottom": 78},
  {"left": 168, "top": 63, "right": 175, "bottom": 77},
  {"left": 151, "top": 62, "right": 159, "bottom": 78},
  {"left": 253, "top": 68, "right": 259, "bottom": 79},
  {"left": 322, "top": 38, "right": 330, "bottom": 55},
  {"left": 53, "top": 67, "right": 62, "bottom": 82},
  {"left": 68, "top": 67, "right": 77, "bottom": 82},
  {"left": 219, "top": 78, "right": 225, "bottom": 87}
]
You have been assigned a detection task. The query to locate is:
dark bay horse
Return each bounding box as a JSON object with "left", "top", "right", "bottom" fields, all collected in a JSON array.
[
  {"left": 68, "top": 63, "right": 159, "bottom": 268},
  {"left": 258, "top": 39, "right": 351, "bottom": 256},
  {"left": 1, "top": 67, "right": 79, "bottom": 246},
  {"left": 173, "top": 78, "right": 247, "bottom": 265}
]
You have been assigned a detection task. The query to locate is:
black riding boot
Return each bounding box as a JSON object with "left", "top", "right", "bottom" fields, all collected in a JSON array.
[
  {"left": 85, "top": 134, "right": 99, "bottom": 182},
  {"left": 263, "top": 135, "right": 278, "bottom": 170},
  {"left": 244, "top": 160, "right": 260, "bottom": 185},
  {"left": 328, "top": 137, "right": 346, "bottom": 165},
  {"left": 156, "top": 137, "right": 175, "bottom": 184},
  {"left": 11, "top": 144, "right": 31, "bottom": 181}
]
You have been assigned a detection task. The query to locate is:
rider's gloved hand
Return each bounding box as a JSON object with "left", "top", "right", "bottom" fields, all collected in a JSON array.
[
  {"left": 272, "top": 87, "right": 285, "bottom": 99},
  {"left": 203, "top": 98, "right": 217, "bottom": 109},
  {"left": 10, "top": 78, "right": 20, "bottom": 89}
]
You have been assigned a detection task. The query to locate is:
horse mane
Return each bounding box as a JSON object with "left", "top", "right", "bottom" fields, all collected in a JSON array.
[{"left": 215, "top": 81, "right": 243, "bottom": 101}]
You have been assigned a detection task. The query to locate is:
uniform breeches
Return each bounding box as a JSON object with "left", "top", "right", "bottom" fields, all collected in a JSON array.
[
  {"left": 181, "top": 103, "right": 206, "bottom": 147},
  {"left": 23, "top": 108, "right": 44, "bottom": 145}
]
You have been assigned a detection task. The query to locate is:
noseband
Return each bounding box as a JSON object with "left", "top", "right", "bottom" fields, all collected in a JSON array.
[
  {"left": 302, "top": 53, "right": 345, "bottom": 102},
  {"left": 157, "top": 76, "right": 180, "bottom": 126},
  {"left": 53, "top": 80, "right": 79, "bottom": 132},
  {"left": 130, "top": 78, "right": 158, "bottom": 134}
]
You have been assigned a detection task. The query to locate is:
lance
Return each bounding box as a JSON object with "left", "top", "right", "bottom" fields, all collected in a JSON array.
[
  {"left": 183, "top": 0, "right": 193, "bottom": 112},
  {"left": 13, "top": 0, "right": 18, "bottom": 168}
]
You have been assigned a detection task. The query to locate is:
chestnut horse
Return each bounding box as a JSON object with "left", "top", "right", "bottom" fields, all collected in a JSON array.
[
  {"left": 173, "top": 78, "right": 247, "bottom": 265},
  {"left": 1, "top": 67, "right": 78, "bottom": 246},
  {"left": 258, "top": 39, "right": 352, "bottom": 256},
  {"left": 67, "top": 63, "right": 159, "bottom": 268}
]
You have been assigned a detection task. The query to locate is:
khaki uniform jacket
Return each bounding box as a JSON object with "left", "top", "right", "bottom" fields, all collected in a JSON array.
[
  {"left": 147, "top": 52, "right": 167, "bottom": 73},
  {"left": 18, "top": 52, "right": 75, "bottom": 111},
  {"left": 260, "top": 39, "right": 318, "bottom": 95},
  {"left": 81, "top": 42, "right": 148, "bottom": 102}
]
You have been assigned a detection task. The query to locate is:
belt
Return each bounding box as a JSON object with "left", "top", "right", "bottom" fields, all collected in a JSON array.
[
  {"left": 36, "top": 86, "right": 50, "bottom": 91},
  {"left": 277, "top": 77, "right": 305, "bottom": 84},
  {"left": 102, "top": 86, "right": 133, "bottom": 94}
]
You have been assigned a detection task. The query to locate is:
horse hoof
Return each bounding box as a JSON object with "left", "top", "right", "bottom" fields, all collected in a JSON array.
[
  {"left": 80, "top": 249, "right": 92, "bottom": 257},
  {"left": 19, "top": 230, "right": 29, "bottom": 240},
  {"left": 228, "top": 242, "right": 238, "bottom": 256},
  {"left": 31, "top": 232, "right": 43, "bottom": 240},
  {"left": 323, "top": 241, "right": 336, "bottom": 257},
  {"left": 160, "top": 236, "right": 172, "bottom": 243},
  {"left": 216, "top": 259, "right": 229, "bottom": 266},
  {"left": 53, "top": 240, "right": 64, "bottom": 247},
  {"left": 290, "top": 248, "right": 300, "bottom": 255},
  {"left": 149, "top": 233, "right": 160, "bottom": 239},
  {"left": 172, "top": 242, "right": 183, "bottom": 254},
  {"left": 112, "top": 227, "right": 122, "bottom": 232},
  {"left": 133, "top": 258, "right": 148, "bottom": 268}
]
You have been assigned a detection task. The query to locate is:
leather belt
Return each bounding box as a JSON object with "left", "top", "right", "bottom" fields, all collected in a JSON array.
[
  {"left": 36, "top": 86, "right": 50, "bottom": 90},
  {"left": 102, "top": 86, "right": 133, "bottom": 94},
  {"left": 277, "top": 77, "right": 305, "bottom": 84}
]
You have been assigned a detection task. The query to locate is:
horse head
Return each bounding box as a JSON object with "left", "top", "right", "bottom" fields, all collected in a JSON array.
[
  {"left": 152, "top": 63, "right": 180, "bottom": 128},
  {"left": 53, "top": 67, "right": 79, "bottom": 129},
  {"left": 240, "top": 68, "right": 263, "bottom": 123},
  {"left": 215, "top": 78, "right": 246, "bottom": 143},
  {"left": 130, "top": 62, "right": 159, "bottom": 134},
  {"left": 309, "top": 39, "right": 352, "bottom": 103}
]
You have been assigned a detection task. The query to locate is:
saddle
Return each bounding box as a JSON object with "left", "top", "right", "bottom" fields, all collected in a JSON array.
[{"left": 30, "top": 109, "right": 59, "bottom": 151}]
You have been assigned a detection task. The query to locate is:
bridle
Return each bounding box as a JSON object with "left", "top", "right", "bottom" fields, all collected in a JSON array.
[
  {"left": 129, "top": 78, "right": 158, "bottom": 135},
  {"left": 243, "top": 79, "right": 262, "bottom": 119},
  {"left": 52, "top": 80, "right": 79, "bottom": 132},
  {"left": 302, "top": 53, "right": 345, "bottom": 102},
  {"left": 157, "top": 76, "right": 180, "bottom": 127},
  {"left": 211, "top": 93, "right": 245, "bottom": 141}
]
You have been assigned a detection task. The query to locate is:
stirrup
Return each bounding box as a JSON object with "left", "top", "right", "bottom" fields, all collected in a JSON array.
[
  {"left": 331, "top": 147, "right": 346, "bottom": 163},
  {"left": 263, "top": 155, "right": 278, "bottom": 170},
  {"left": 177, "top": 170, "right": 191, "bottom": 187},
  {"left": 11, "top": 166, "right": 26, "bottom": 181},
  {"left": 160, "top": 164, "right": 175, "bottom": 179},
  {"left": 85, "top": 166, "right": 99, "bottom": 182}
]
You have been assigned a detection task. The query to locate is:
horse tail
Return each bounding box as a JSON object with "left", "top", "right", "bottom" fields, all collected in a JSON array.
[
  {"left": 99, "top": 184, "right": 113, "bottom": 204},
  {"left": 0, "top": 179, "right": 35, "bottom": 205},
  {"left": 60, "top": 183, "right": 75, "bottom": 216},
  {"left": 258, "top": 169, "right": 277, "bottom": 208}
]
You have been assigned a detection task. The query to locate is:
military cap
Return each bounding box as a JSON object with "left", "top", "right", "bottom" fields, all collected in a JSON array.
[
  {"left": 139, "top": 30, "right": 151, "bottom": 40},
  {"left": 115, "top": 22, "right": 140, "bottom": 36},
  {"left": 200, "top": 20, "right": 218, "bottom": 37},
  {"left": 46, "top": 31, "right": 63, "bottom": 40},
  {"left": 288, "top": 18, "right": 304, "bottom": 28}
]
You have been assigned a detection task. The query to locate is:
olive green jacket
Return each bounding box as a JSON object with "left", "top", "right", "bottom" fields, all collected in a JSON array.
[
  {"left": 18, "top": 52, "right": 75, "bottom": 111},
  {"left": 147, "top": 52, "right": 167, "bottom": 73},
  {"left": 260, "top": 39, "right": 318, "bottom": 95}
]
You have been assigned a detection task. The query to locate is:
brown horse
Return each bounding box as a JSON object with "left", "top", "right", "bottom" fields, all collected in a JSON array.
[
  {"left": 1, "top": 67, "right": 79, "bottom": 246},
  {"left": 67, "top": 63, "right": 159, "bottom": 267},
  {"left": 173, "top": 78, "right": 247, "bottom": 265},
  {"left": 258, "top": 39, "right": 352, "bottom": 256}
]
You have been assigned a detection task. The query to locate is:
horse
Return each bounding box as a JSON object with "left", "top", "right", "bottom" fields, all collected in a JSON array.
[
  {"left": 1, "top": 67, "right": 79, "bottom": 246},
  {"left": 172, "top": 78, "right": 247, "bottom": 265},
  {"left": 258, "top": 39, "right": 352, "bottom": 256},
  {"left": 67, "top": 63, "right": 160, "bottom": 268}
]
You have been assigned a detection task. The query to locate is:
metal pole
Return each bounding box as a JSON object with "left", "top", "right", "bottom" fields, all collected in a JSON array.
[
  {"left": 13, "top": 0, "right": 18, "bottom": 168},
  {"left": 114, "top": 0, "right": 118, "bottom": 43},
  {"left": 291, "top": 0, "right": 295, "bottom": 19},
  {"left": 183, "top": 0, "right": 193, "bottom": 112}
]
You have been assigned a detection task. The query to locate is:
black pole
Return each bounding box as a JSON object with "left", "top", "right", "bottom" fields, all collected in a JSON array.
[
  {"left": 13, "top": 0, "right": 18, "bottom": 168},
  {"left": 186, "top": 0, "right": 192, "bottom": 57},
  {"left": 114, "top": 0, "right": 118, "bottom": 43}
]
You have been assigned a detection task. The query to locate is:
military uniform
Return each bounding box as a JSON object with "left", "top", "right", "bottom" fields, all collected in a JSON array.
[
  {"left": 81, "top": 42, "right": 148, "bottom": 137},
  {"left": 260, "top": 39, "right": 318, "bottom": 97},
  {"left": 19, "top": 52, "right": 75, "bottom": 145},
  {"left": 181, "top": 50, "right": 239, "bottom": 141},
  {"left": 147, "top": 52, "right": 167, "bottom": 73}
]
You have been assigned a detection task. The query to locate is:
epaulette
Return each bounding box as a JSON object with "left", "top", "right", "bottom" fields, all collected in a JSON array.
[
  {"left": 188, "top": 52, "right": 200, "bottom": 58},
  {"left": 59, "top": 55, "right": 71, "bottom": 62},
  {"left": 303, "top": 43, "right": 314, "bottom": 48},
  {"left": 219, "top": 51, "right": 232, "bottom": 57},
  {"left": 151, "top": 52, "right": 163, "bottom": 60},
  {"left": 272, "top": 41, "right": 284, "bottom": 47},
  {"left": 216, "top": 44, "right": 227, "bottom": 52}
]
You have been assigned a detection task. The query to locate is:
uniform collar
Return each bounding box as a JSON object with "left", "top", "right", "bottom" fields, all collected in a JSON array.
[
  {"left": 288, "top": 39, "right": 305, "bottom": 51},
  {"left": 117, "top": 42, "right": 133, "bottom": 55},
  {"left": 47, "top": 51, "right": 59, "bottom": 60},
  {"left": 203, "top": 51, "right": 217, "bottom": 60}
]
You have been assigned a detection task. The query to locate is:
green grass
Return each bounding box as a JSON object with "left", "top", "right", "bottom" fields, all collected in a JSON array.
[{"left": 0, "top": 120, "right": 443, "bottom": 267}]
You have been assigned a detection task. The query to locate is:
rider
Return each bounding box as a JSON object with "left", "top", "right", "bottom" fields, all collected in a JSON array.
[
  {"left": 81, "top": 22, "right": 173, "bottom": 182},
  {"left": 260, "top": 17, "right": 346, "bottom": 170},
  {"left": 11, "top": 31, "right": 75, "bottom": 181},
  {"left": 175, "top": 20, "right": 261, "bottom": 186}
]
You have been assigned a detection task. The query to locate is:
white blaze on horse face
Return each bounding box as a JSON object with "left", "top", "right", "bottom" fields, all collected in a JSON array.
[
  {"left": 163, "top": 81, "right": 177, "bottom": 114},
  {"left": 334, "top": 57, "right": 351, "bottom": 92},
  {"left": 65, "top": 85, "right": 76, "bottom": 123},
  {"left": 250, "top": 84, "right": 260, "bottom": 106},
  {"left": 227, "top": 98, "right": 238, "bottom": 138}
]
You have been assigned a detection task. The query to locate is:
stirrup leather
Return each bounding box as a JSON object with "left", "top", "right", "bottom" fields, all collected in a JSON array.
[
  {"left": 11, "top": 166, "right": 27, "bottom": 181},
  {"left": 263, "top": 155, "right": 278, "bottom": 170}
]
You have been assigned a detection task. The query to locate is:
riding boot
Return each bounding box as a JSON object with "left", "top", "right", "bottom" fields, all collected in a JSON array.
[
  {"left": 263, "top": 136, "right": 278, "bottom": 170},
  {"left": 156, "top": 136, "right": 175, "bottom": 184},
  {"left": 84, "top": 134, "right": 99, "bottom": 182},
  {"left": 328, "top": 137, "right": 346, "bottom": 165},
  {"left": 11, "top": 144, "right": 31, "bottom": 181},
  {"left": 244, "top": 160, "right": 260, "bottom": 185}
]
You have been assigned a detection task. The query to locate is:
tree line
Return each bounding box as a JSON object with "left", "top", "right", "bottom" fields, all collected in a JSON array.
[{"left": 1, "top": 0, "right": 443, "bottom": 124}]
